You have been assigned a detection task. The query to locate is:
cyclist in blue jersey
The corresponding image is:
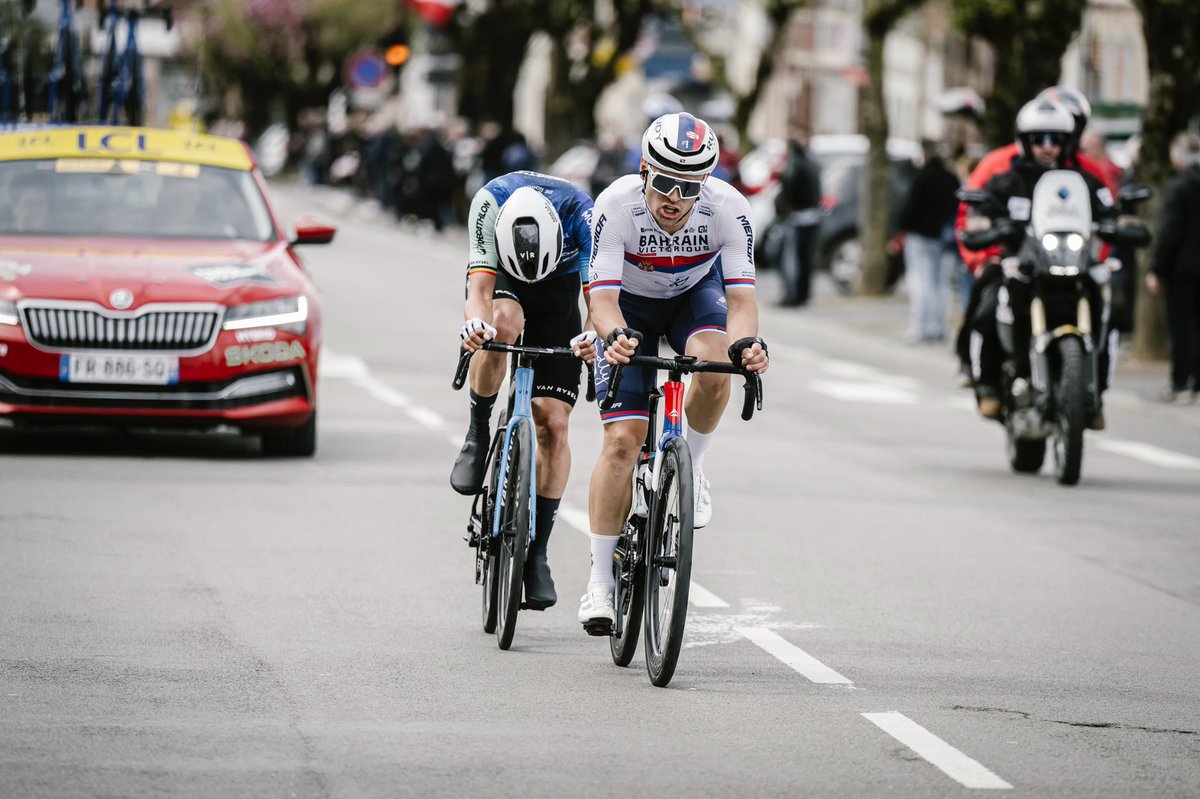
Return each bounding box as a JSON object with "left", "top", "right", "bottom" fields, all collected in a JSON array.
[{"left": 452, "top": 171, "right": 597, "bottom": 610}]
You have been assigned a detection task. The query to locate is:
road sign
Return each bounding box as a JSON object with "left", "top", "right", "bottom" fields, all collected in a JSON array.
[{"left": 345, "top": 51, "right": 388, "bottom": 91}]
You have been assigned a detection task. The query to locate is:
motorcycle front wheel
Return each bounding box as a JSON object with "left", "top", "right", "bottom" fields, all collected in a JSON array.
[{"left": 1052, "top": 337, "right": 1087, "bottom": 486}]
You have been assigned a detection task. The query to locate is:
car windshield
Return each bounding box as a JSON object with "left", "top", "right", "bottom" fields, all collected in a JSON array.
[{"left": 0, "top": 159, "right": 276, "bottom": 241}]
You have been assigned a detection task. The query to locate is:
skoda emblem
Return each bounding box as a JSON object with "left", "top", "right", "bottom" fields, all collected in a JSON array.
[{"left": 109, "top": 288, "right": 134, "bottom": 310}]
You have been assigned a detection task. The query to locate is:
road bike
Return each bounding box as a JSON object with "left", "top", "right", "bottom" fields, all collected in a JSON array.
[
  {"left": 600, "top": 352, "right": 762, "bottom": 686},
  {"left": 97, "top": 0, "right": 172, "bottom": 126},
  {"left": 452, "top": 341, "right": 593, "bottom": 650},
  {"left": 46, "top": 0, "right": 85, "bottom": 123}
]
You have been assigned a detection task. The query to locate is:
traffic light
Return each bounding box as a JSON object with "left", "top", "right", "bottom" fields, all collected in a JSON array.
[{"left": 385, "top": 45, "right": 410, "bottom": 67}]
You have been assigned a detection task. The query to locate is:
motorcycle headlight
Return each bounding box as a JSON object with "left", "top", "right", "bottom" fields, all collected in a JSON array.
[
  {"left": 223, "top": 295, "right": 308, "bottom": 334},
  {"left": 1041, "top": 233, "right": 1059, "bottom": 251},
  {"left": 0, "top": 299, "right": 18, "bottom": 326},
  {"left": 1066, "top": 233, "right": 1085, "bottom": 252}
]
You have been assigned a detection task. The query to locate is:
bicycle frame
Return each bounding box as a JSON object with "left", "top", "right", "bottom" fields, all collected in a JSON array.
[
  {"left": 48, "top": 0, "right": 83, "bottom": 123},
  {"left": 491, "top": 354, "right": 537, "bottom": 543}
]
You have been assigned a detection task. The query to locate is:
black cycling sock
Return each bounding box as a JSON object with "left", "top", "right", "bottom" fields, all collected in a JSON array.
[
  {"left": 467, "top": 390, "right": 497, "bottom": 439},
  {"left": 531, "top": 496, "right": 560, "bottom": 560}
]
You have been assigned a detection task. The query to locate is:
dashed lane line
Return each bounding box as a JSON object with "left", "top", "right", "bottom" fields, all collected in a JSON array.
[
  {"left": 862, "top": 712, "right": 1013, "bottom": 790},
  {"left": 735, "top": 626, "right": 853, "bottom": 685},
  {"left": 1093, "top": 438, "right": 1200, "bottom": 471}
]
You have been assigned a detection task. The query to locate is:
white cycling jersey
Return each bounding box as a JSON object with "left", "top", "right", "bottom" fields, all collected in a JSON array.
[{"left": 588, "top": 174, "right": 756, "bottom": 299}]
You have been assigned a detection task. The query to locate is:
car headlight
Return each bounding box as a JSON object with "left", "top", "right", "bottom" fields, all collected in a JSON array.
[
  {"left": 0, "top": 299, "right": 18, "bottom": 326},
  {"left": 223, "top": 295, "right": 308, "bottom": 334}
]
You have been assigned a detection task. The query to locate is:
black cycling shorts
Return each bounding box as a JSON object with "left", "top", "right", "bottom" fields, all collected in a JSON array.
[{"left": 493, "top": 270, "right": 583, "bottom": 406}]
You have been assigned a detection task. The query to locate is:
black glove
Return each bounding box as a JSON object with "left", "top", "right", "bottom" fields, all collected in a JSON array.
[
  {"left": 728, "top": 336, "right": 768, "bottom": 368},
  {"left": 605, "top": 327, "right": 643, "bottom": 348}
]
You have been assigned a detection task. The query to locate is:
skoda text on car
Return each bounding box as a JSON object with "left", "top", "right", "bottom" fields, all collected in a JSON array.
[{"left": 0, "top": 126, "right": 336, "bottom": 455}]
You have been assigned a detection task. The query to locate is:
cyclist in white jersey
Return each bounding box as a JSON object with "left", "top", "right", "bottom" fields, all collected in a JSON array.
[{"left": 578, "top": 112, "right": 769, "bottom": 631}]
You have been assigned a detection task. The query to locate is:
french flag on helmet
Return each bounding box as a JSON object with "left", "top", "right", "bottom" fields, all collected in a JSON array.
[
  {"left": 676, "top": 115, "right": 707, "bottom": 152},
  {"left": 641, "top": 112, "right": 719, "bottom": 176}
]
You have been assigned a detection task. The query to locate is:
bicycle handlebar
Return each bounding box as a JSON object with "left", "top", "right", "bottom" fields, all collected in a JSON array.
[
  {"left": 452, "top": 341, "right": 596, "bottom": 403},
  {"left": 598, "top": 354, "right": 763, "bottom": 421}
]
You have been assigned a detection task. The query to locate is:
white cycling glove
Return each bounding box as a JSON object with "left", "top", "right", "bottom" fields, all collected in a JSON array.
[
  {"left": 569, "top": 330, "right": 597, "bottom": 349},
  {"left": 460, "top": 318, "right": 497, "bottom": 343}
]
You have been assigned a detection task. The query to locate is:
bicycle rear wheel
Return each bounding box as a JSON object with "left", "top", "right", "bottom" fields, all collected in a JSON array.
[
  {"left": 478, "top": 418, "right": 507, "bottom": 634},
  {"left": 609, "top": 516, "right": 645, "bottom": 667},
  {"left": 643, "top": 437, "right": 693, "bottom": 687},
  {"left": 495, "top": 418, "right": 532, "bottom": 650}
]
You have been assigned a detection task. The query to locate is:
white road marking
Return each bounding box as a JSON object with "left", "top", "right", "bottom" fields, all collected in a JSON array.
[
  {"left": 1093, "top": 438, "right": 1200, "bottom": 470},
  {"left": 735, "top": 626, "right": 852, "bottom": 684},
  {"left": 689, "top": 582, "right": 730, "bottom": 608},
  {"left": 862, "top": 712, "right": 1013, "bottom": 790},
  {"left": 809, "top": 379, "right": 919, "bottom": 405}
]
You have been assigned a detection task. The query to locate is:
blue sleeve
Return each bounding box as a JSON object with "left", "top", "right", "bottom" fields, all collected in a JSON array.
[{"left": 571, "top": 192, "right": 595, "bottom": 285}]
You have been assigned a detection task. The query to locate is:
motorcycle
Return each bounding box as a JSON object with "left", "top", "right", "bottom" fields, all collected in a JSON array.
[{"left": 960, "top": 172, "right": 1151, "bottom": 486}]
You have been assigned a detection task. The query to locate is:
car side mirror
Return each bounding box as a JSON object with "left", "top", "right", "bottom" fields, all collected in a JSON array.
[{"left": 291, "top": 214, "right": 336, "bottom": 245}]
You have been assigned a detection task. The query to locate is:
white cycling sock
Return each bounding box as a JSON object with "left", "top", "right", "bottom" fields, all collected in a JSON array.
[
  {"left": 687, "top": 428, "right": 714, "bottom": 474},
  {"left": 587, "top": 533, "right": 619, "bottom": 593}
]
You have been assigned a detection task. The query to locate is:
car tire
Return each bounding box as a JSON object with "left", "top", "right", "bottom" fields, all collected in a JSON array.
[{"left": 261, "top": 414, "right": 317, "bottom": 458}]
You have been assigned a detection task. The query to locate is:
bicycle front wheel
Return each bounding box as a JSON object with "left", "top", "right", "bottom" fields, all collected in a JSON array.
[
  {"left": 478, "top": 418, "right": 508, "bottom": 634},
  {"left": 643, "top": 437, "right": 693, "bottom": 687},
  {"left": 495, "top": 418, "right": 532, "bottom": 650}
]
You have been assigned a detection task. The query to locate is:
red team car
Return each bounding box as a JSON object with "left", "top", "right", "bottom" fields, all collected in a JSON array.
[{"left": 0, "top": 126, "right": 335, "bottom": 455}]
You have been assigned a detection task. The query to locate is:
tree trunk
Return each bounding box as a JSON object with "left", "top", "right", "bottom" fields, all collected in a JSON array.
[{"left": 858, "top": 14, "right": 892, "bottom": 296}]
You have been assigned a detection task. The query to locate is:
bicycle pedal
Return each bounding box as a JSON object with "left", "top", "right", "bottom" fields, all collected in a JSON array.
[{"left": 583, "top": 620, "right": 613, "bottom": 637}]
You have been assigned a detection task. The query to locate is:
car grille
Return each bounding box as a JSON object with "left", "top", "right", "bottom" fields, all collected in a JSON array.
[{"left": 20, "top": 303, "right": 222, "bottom": 352}]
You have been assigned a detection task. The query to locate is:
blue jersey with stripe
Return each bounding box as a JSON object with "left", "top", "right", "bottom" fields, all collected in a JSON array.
[{"left": 468, "top": 171, "right": 594, "bottom": 284}]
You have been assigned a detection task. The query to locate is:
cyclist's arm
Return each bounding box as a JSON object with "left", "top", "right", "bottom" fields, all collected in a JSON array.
[
  {"left": 464, "top": 187, "right": 501, "bottom": 324},
  {"left": 586, "top": 192, "right": 632, "bottom": 342},
  {"left": 726, "top": 287, "right": 768, "bottom": 373}
]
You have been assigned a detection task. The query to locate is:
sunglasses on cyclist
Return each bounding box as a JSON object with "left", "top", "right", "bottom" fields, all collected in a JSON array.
[
  {"left": 645, "top": 168, "right": 706, "bottom": 200},
  {"left": 1029, "top": 132, "right": 1067, "bottom": 148}
]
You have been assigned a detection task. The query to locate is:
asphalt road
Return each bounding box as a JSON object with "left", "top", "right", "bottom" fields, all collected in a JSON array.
[{"left": 2, "top": 182, "right": 1198, "bottom": 798}]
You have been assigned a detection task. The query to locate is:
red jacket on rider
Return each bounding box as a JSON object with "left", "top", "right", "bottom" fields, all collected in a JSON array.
[{"left": 955, "top": 144, "right": 1116, "bottom": 274}]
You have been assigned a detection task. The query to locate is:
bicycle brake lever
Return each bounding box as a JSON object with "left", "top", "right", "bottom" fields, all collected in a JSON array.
[
  {"left": 585, "top": 361, "right": 596, "bottom": 403},
  {"left": 599, "top": 363, "right": 624, "bottom": 410},
  {"left": 740, "top": 373, "right": 762, "bottom": 421},
  {"left": 452, "top": 348, "right": 473, "bottom": 390}
]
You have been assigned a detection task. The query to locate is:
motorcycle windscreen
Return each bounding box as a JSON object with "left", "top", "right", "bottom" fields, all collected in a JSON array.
[{"left": 1031, "top": 170, "right": 1092, "bottom": 270}]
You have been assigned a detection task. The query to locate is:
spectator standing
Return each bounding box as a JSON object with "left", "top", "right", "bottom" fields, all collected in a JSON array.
[
  {"left": 899, "top": 141, "right": 961, "bottom": 342},
  {"left": 1147, "top": 132, "right": 1200, "bottom": 402},
  {"left": 776, "top": 128, "right": 822, "bottom": 307}
]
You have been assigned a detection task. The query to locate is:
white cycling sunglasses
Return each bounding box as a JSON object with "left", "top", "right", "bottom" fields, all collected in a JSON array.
[{"left": 645, "top": 167, "right": 706, "bottom": 200}]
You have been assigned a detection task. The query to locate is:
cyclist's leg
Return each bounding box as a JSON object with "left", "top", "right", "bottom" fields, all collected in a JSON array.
[
  {"left": 452, "top": 276, "right": 524, "bottom": 495},
  {"left": 669, "top": 269, "right": 730, "bottom": 435}
]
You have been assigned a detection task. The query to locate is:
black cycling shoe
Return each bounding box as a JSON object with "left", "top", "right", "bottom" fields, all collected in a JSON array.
[
  {"left": 450, "top": 434, "right": 488, "bottom": 495},
  {"left": 521, "top": 558, "right": 557, "bottom": 610}
]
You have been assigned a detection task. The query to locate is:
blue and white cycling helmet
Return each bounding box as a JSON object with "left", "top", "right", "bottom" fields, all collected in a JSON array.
[
  {"left": 641, "top": 112, "right": 719, "bottom": 177},
  {"left": 495, "top": 186, "right": 564, "bottom": 284}
]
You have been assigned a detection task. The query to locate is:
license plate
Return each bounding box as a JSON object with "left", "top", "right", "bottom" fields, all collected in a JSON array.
[{"left": 59, "top": 353, "right": 179, "bottom": 385}]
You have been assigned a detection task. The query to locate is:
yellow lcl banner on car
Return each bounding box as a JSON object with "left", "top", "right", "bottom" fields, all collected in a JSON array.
[{"left": 0, "top": 127, "right": 253, "bottom": 171}]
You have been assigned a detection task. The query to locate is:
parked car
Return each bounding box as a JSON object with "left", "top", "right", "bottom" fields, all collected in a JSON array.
[
  {"left": 0, "top": 125, "right": 336, "bottom": 455},
  {"left": 738, "top": 135, "right": 921, "bottom": 294}
]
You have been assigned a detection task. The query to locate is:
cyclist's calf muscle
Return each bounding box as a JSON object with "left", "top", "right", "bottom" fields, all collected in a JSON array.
[{"left": 588, "top": 419, "right": 646, "bottom": 536}]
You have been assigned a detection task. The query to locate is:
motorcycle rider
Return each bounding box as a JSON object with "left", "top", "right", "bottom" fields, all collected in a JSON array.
[
  {"left": 452, "top": 173, "right": 598, "bottom": 611},
  {"left": 953, "top": 86, "right": 1114, "bottom": 380},
  {"left": 967, "top": 99, "right": 1119, "bottom": 425}
]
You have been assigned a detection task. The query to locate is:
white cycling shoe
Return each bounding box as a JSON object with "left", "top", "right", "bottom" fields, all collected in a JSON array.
[
  {"left": 578, "top": 587, "right": 615, "bottom": 635},
  {"left": 693, "top": 471, "right": 712, "bottom": 529}
]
